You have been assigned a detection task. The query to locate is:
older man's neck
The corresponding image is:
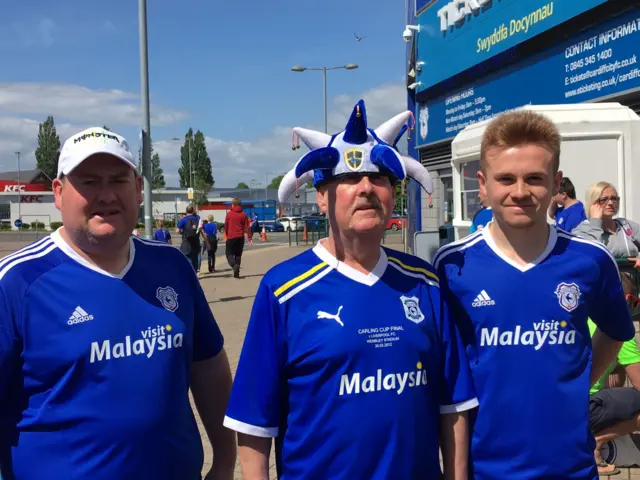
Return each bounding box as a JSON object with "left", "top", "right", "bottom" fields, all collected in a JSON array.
[
  {"left": 60, "top": 227, "right": 131, "bottom": 274},
  {"left": 323, "top": 234, "right": 382, "bottom": 274}
]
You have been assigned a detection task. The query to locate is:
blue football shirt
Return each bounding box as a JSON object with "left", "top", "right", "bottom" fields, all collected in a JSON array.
[
  {"left": 470, "top": 207, "right": 493, "bottom": 233},
  {"left": 555, "top": 201, "right": 587, "bottom": 232},
  {"left": 434, "top": 226, "right": 634, "bottom": 479},
  {"left": 0, "top": 230, "right": 224, "bottom": 480},
  {"left": 224, "top": 241, "right": 478, "bottom": 480}
]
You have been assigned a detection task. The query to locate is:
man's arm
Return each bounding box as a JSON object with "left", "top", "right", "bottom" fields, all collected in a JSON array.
[
  {"left": 237, "top": 434, "right": 271, "bottom": 480},
  {"left": 624, "top": 363, "right": 640, "bottom": 391},
  {"left": 548, "top": 202, "right": 558, "bottom": 219},
  {"left": 591, "top": 329, "right": 623, "bottom": 387},
  {"left": 191, "top": 349, "right": 237, "bottom": 478},
  {"left": 440, "top": 412, "right": 469, "bottom": 480}
]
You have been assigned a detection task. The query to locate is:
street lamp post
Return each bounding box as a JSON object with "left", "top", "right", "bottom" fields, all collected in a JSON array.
[
  {"left": 138, "top": 0, "right": 153, "bottom": 239},
  {"left": 291, "top": 64, "right": 358, "bottom": 133},
  {"left": 14, "top": 151, "right": 20, "bottom": 235}
]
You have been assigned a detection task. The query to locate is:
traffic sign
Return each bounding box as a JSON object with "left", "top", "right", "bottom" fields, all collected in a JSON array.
[
  {"left": 14, "top": 219, "right": 22, "bottom": 228},
  {"left": 187, "top": 187, "right": 194, "bottom": 200}
]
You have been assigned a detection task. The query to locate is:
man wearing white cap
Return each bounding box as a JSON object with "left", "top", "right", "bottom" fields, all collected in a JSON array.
[
  {"left": 0, "top": 127, "right": 236, "bottom": 480},
  {"left": 223, "top": 100, "right": 477, "bottom": 479}
]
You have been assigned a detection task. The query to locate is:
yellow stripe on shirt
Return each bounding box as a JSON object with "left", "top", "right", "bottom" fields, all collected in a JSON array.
[{"left": 274, "top": 262, "right": 328, "bottom": 297}]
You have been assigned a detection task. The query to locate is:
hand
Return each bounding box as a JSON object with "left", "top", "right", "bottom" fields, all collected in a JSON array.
[
  {"left": 633, "top": 258, "right": 640, "bottom": 270},
  {"left": 590, "top": 202, "right": 605, "bottom": 219}
]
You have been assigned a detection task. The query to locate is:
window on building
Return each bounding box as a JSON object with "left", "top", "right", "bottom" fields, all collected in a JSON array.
[{"left": 459, "top": 160, "right": 482, "bottom": 221}]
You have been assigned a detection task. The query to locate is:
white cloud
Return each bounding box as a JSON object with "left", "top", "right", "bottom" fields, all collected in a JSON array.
[
  {"left": 0, "top": 81, "right": 408, "bottom": 186},
  {"left": 153, "top": 82, "right": 407, "bottom": 188}
]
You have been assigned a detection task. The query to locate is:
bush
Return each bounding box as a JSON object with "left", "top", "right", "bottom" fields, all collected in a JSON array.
[
  {"left": 216, "top": 222, "right": 224, "bottom": 232},
  {"left": 31, "top": 221, "right": 46, "bottom": 230},
  {"left": 0, "top": 223, "right": 11, "bottom": 230},
  {"left": 21, "top": 223, "right": 31, "bottom": 230},
  {"left": 50, "top": 221, "right": 63, "bottom": 230}
]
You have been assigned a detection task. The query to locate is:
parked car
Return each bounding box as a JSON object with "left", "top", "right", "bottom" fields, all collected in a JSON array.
[
  {"left": 263, "top": 221, "right": 285, "bottom": 233},
  {"left": 277, "top": 216, "right": 304, "bottom": 232},
  {"left": 303, "top": 215, "right": 326, "bottom": 231},
  {"left": 386, "top": 214, "right": 407, "bottom": 231}
]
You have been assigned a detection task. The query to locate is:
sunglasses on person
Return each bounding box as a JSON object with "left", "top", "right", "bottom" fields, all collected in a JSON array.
[{"left": 597, "top": 196, "right": 620, "bottom": 204}]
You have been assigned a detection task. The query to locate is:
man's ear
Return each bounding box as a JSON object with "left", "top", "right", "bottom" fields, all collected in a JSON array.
[
  {"left": 316, "top": 186, "right": 329, "bottom": 214},
  {"left": 53, "top": 177, "right": 64, "bottom": 210}
]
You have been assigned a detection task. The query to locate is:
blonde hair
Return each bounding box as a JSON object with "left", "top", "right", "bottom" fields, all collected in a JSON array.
[
  {"left": 585, "top": 181, "right": 618, "bottom": 216},
  {"left": 481, "top": 110, "right": 561, "bottom": 172},
  {"left": 207, "top": 214, "right": 214, "bottom": 222}
]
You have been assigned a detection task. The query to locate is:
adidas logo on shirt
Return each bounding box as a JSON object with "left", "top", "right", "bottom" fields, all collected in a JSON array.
[
  {"left": 68, "top": 306, "right": 94, "bottom": 325},
  {"left": 472, "top": 290, "right": 495, "bottom": 307}
]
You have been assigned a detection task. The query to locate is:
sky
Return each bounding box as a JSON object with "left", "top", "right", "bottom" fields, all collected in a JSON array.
[{"left": 0, "top": 0, "right": 409, "bottom": 188}]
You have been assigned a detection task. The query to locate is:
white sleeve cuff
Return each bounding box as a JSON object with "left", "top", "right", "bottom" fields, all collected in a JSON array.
[
  {"left": 223, "top": 416, "right": 278, "bottom": 438},
  {"left": 440, "top": 397, "right": 479, "bottom": 414}
]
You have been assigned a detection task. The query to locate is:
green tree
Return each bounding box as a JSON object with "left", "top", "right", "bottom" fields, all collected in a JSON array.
[
  {"left": 235, "top": 182, "right": 249, "bottom": 189},
  {"left": 137, "top": 138, "right": 165, "bottom": 189},
  {"left": 193, "top": 178, "right": 212, "bottom": 207},
  {"left": 178, "top": 129, "right": 214, "bottom": 188},
  {"left": 394, "top": 179, "right": 408, "bottom": 214},
  {"left": 35, "top": 116, "right": 61, "bottom": 180},
  {"left": 268, "top": 174, "right": 284, "bottom": 189}
]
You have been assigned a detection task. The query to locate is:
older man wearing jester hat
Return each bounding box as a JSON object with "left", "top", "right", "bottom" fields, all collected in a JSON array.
[{"left": 223, "top": 100, "right": 478, "bottom": 480}]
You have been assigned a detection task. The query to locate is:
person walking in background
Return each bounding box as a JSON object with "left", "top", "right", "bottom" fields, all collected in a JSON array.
[
  {"left": 203, "top": 214, "right": 218, "bottom": 273},
  {"left": 153, "top": 218, "right": 171, "bottom": 244},
  {"left": 572, "top": 181, "right": 640, "bottom": 268},
  {"left": 176, "top": 205, "right": 201, "bottom": 274},
  {"left": 223, "top": 199, "right": 250, "bottom": 278},
  {"left": 548, "top": 177, "right": 586, "bottom": 232}
]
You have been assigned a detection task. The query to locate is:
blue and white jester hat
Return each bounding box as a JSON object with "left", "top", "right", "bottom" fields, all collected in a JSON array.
[{"left": 278, "top": 99, "right": 433, "bottom": 203}]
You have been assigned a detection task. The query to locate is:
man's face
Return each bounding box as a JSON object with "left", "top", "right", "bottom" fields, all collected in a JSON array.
[
  {"left": 478, "top": 144, "right": 562, "bottom": 230},
  {"left": 53, "top": 154, "right": 142, "bottom": 245},
  {"left": 317, "top": 174, "right": 395, "bottom": 237}
]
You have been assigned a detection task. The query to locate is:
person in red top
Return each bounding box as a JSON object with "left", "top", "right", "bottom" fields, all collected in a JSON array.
[{"left": 224, "top": 198, "right": 250, "bottom": 278}]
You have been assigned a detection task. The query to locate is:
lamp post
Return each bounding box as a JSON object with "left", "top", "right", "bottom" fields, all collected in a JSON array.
[
  {"left": 172, "top": 136, "right": 194, "bottom": 188},
  {"left": 14, "top": 151, "right": 20, "bottom": 235},
  {"left": 138, "top": 0, "right": 153, "bottom": 239},
  {"left": 291, "top": 64, "right": 358, "bottom": 133}
]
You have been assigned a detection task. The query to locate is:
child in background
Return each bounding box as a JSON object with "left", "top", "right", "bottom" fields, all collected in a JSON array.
[{"left": 153, "top": 219, "right": 171, "bottom": 244}]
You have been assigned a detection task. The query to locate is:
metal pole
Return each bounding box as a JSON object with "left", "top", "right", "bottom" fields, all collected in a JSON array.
[
  {"left": 265, "top": 173, "right": 268, "bottom": 200},
  {"left": 323, "top": 67, "right": 328, "bottom": 133},
  {"left": 15, "top": 151, "right": 21, "bottom": 239},
  {"left": 189, "top": 136, "right": 193, "bottom": 188},
  {"left": 138, "top": 0, "right": 153, "bottom": 239}
]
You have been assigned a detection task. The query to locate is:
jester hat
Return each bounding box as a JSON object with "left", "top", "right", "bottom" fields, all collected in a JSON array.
[{"left": 278, "top": 99, "right": 433, "bottom": 203}]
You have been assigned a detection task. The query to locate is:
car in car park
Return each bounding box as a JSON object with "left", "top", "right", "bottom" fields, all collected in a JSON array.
[
  {"left": 276, "top": 216, "right": 304, "bottom": 232},
  {"left": 386, "top": 214, "right": 406, "bottom": 231}
]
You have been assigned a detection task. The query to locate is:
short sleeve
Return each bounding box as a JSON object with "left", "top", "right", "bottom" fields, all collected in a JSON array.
[
  {"left": 192, "top": 278, "right": 224, "bottom": 361},
  {"left": 177, "top": 217, "right": 186, "bottom": 229},
  {"left": 223, "top": 281, "right": 286, "bottom": 437},
  {"left": 588, "top": 250, "right": 635, "bottom": 342},
  {"left": 438, "top": 293, "right": 479, "bottom": 414},
  {"left": 0, "top": 286, "right": 19, "bottom": 404}
]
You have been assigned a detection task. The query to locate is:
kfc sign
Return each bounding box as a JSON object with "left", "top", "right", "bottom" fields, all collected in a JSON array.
[
  {"left": 4, "top": 185, "right": 25, "bottom": 192},
  {"left": 21, "top": 195, "right": 43, "bottom": 203},
  {"left": 0, "top": 182, "right": 48, "bottom": 192}
]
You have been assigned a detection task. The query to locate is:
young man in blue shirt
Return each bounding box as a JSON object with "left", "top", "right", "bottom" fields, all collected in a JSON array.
[
  {"left": 224, "top": 100, "right": 478, "bottom": 480},
  {"left": 548, "top": 176, "right": 587, "bottom": 232},
  {"left": 0, "top": 127, "right": 235, "bottom": 480},
  {"left": 434, "top": 110, "right": 634, "bottom": 479}
]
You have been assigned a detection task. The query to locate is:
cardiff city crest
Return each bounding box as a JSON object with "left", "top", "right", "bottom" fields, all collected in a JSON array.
[
  {"left": 400, "top": 295, "right": 425, "bottom": 324},
  {"left": 344, "top": 148, "right": 364, "bottom": 171},
  {"left": 156, "top": 286, "right": 179, "bottom": 312},
  {"left": 555, "top": 282, "right": 581, "bottom": 313}
]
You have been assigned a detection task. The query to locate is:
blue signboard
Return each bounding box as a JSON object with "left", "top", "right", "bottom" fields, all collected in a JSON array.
[
  {"left": 14, "top": 219, "right": 22, "bottom": 228},
  {"left": 415, "top": 9, "right": 640, "bottom": 147},
  {"left": 415, "top": 0, "right": 608, "bottom": 91}
]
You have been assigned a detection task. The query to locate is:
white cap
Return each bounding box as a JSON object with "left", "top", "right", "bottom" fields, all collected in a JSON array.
[{"left": 57, "top": 127, "right": 137, "bottom": 178}]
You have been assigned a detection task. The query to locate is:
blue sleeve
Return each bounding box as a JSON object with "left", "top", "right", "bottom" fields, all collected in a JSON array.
[
  {"left": 212, "top": 223, "right": 217, "bottom": 236},
  {"left": 0, "top": 286, "right": 19, "bottom": 406},
  {"left": 192, "top": 275, "right": 224, "bottom": 361},
  {"left": 177, "top": 217, "right": 186, "bottom": 229},
  {"left": 588, "top": 249, "right": 635, "bottom": 342},
  {"left": 224, "top": 281, "right": 286, "bottom": 437},
  {"left": 564, "top": 208, "right": 587, "bottom": 233},
  {"left": 153, "top": 230, "right": 161, "bottom": 241},
  {"left": 437, "top": 290, "right": 479, "bottom": 413}
]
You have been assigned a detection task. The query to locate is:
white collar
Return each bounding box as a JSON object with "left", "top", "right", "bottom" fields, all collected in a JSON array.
[
  {"left": 481, "top": 222, "right": 557, "bottom": 273},
  {"left": 312, "top": 239, "right": 387, "bottom": 286},
  {"left": 51, "top": 228, "right": 136, "bottom": 279}
]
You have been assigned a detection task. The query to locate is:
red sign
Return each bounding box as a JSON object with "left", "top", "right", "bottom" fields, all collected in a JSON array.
[{"left": 0, "top": 182, "right": 48, "bottom": 192}]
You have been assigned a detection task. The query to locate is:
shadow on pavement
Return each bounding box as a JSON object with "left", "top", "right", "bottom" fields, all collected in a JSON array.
[{"left": 209, "top": 295, "right": 257, "bottom": 304}]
